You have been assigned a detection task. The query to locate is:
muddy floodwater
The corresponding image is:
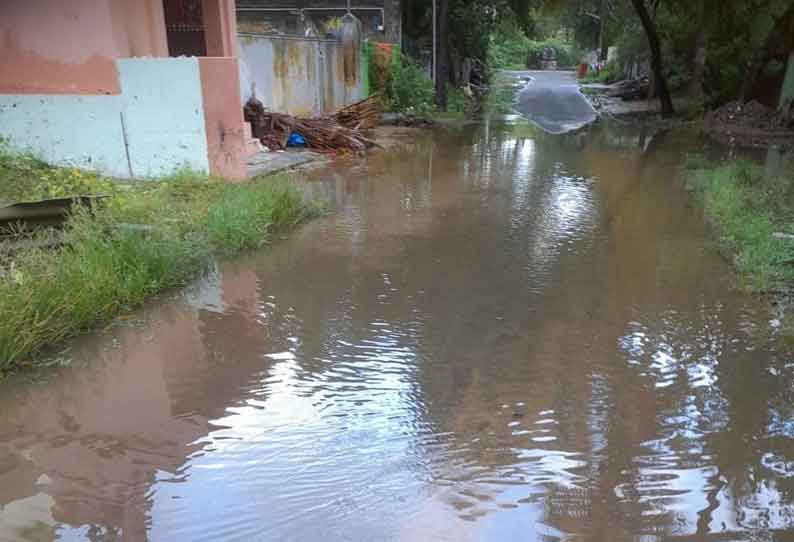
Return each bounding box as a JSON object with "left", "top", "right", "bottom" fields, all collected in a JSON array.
[{"left": 1, "top": 120, "right": 793, "bottom": 542}]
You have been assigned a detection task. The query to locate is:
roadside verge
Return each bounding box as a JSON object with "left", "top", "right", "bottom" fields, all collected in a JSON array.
[{"left": 0, "top": 150, "right": 320, "bottom": 375}]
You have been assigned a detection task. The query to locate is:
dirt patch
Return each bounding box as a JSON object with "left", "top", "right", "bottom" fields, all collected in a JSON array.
[
  {"left": 709, "top": 100, "right": 792, "bottom": 130},
  {"left": 704, "top": 100, "right": 794, "bottom": 147}
]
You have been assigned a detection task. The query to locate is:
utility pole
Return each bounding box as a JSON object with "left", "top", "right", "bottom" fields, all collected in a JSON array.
[
  {"left": 598, "top": 0, "right": 607, "bottom": 60},
  {"left": 432, "top": 0, "right": 437, "bottom": 82}
]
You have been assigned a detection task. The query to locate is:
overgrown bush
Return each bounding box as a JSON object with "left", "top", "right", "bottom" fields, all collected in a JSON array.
[
  {"left": 390, "top": 55, "right": 436, "bottom": 115},
  {"left": 444, "top": 85, "right": 470, "bottom": 117},
  {"left": 370, "top": 52, "right": 435, "bottom": 116},
  {"left": 488, "top": 31, "right": 532, "bottom": 70},
  {"left": 488, "top": 33, "right": 582, "bottom": 70}
]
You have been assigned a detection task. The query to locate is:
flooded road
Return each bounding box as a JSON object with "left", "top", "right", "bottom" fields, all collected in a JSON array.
[{"left": 1, "top": 120, "right": 793, "bottom": 542}]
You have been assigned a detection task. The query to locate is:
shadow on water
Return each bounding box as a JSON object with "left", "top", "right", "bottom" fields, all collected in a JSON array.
[{"left": 0, "top": 119, "right": 793, "bottom": 542}]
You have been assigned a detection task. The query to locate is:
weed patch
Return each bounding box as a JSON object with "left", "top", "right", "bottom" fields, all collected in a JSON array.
[
  {"left": 0, "top": 146, "right": 318, "bottom": 374},
  {"left": 686, "top": 158, "right": 794, "bottom": 292}
]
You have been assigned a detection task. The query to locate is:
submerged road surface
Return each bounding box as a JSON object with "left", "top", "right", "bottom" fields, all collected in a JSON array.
[
  {"left": 0, "top": 122, "right": 793, "bottom": 541},
  {"left": 513, "top": 70, "right": 598, "bottom": 133}
]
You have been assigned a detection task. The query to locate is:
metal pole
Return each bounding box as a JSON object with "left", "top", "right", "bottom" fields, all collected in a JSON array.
[
  {"left": 432, "top": 0, "right": 437, "bottom": 82},
  {"left": 598, "top": 0, "right": 607, "bottom": 60}
]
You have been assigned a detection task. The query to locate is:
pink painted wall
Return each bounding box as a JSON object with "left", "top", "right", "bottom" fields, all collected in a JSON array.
[
  {"left": 203, "top": 0, "right": 238, "bottom": 58},
  {"left": 200, "top": 0, "right": 246, "bottom": 181},
  {"left": 1, "top": 0, "right": 248, "bottom": 182},
  {"left": 0, "top": 0, "right": 168, "bottom": 95},
  {"left": 199, "top": 57, "right": 247, "bottom": 180}
]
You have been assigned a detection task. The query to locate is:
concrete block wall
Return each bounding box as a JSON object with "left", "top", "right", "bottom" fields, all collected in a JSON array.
[
  {"left": 238, "top": 34, "right": 364, "bottom": 117},
  {"left": 0, "top": 94, "right": 130, "bottom": 177},
  {"left": 118, "top": 58, "right": 209, "bottom": 177},
  {"left": 0, "top": 57, "right": 247, "bottom": 180}
]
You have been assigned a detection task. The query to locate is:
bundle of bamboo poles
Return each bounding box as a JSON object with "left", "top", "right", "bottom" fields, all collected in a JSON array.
[
  {"left": 331, "top": 95, "right": 381, "bottom": 130},
  {"left": 243, "top": 96, "right": 381, "bottom": 154},
  {"left": 294, "top": 117, "right": 379, "bottom": 152}
]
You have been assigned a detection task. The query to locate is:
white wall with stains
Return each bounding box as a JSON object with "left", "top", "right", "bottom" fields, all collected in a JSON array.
[{"left": 238, "top": 34, "right": 364, "bottom": 117}]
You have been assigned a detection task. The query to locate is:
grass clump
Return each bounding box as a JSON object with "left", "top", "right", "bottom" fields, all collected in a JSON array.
[
  {"left": 686, "top": 158, "right": 794, "bottom": 292},
  {"left": 205, "top": 179, "right": 313, "bottom": 253},
  {"left": 0, "top": 146, "right": 318, "bottom": 374},
  {"left": 0, "top": 211, "right": 209, "bottom": 366}
]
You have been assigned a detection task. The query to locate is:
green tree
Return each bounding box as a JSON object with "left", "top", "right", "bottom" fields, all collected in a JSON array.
[{"left": 629, "top": 0, "right": 674, "bottom": 116}]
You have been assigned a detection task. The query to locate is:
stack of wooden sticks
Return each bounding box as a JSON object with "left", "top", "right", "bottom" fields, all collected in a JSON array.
[{"left": 243, "top": 96, "right": 382, "bottom": 153}]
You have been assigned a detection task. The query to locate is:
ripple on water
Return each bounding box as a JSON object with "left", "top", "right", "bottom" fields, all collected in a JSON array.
[{"left": 1, "top": 121, "right": 794, "bottom": 542}]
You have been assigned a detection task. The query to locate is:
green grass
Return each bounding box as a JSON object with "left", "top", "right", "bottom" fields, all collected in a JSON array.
[
  {"left": 0, "top": 147, "right": 319, "bottom": 374},
  {"left": 686, "top": 158, "right": 794, "bottom": 292}
]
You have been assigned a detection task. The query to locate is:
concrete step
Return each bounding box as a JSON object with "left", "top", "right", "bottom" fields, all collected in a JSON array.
[
  {"left": 243, "top": 121, "right": 264, "bottom": 157},
  {"left": 246, "top": 137, "right": 264, "bottom": 157}
]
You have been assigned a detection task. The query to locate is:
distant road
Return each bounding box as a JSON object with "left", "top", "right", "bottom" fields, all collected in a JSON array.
[{"left": 506, "top": 70, "right": 598, "bottom": 134}]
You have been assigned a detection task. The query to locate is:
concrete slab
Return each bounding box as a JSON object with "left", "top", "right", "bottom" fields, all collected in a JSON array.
[
  {"left": 246, "top": 126, "right": 427, "bottom": 179},
  {"left": 247, "top": 149, "right": 325, "bottom": 178}
]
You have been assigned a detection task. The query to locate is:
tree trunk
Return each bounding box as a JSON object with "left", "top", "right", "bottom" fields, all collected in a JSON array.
[
  {"left": 598, "top": 0, "right": 607, "bottom": 61},
  {"left": 741, "top": 56, "right": 768, "bottom": 103},
  {"left": 461, "top": 57, "right": 473, "bottom": 87},
  {"left": 434, "top": 0, "right": 450, "bottom": 110},
  {"left": 630, "top": 0, "right": 674, "bottom": 116},
  {"left": 450, "top": 49, "right": 462, "bottom": 87},
  {"left": 688, "top": 24, "right": 707, "bottom": 102}
]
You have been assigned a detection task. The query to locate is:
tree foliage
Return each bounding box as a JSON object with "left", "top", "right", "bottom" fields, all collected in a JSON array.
[
  {"left": 577, "top": 0, "right": 794, "bottom": 108},
  {"left": 402, "top": 0, "right": 545, "bottom": 108},
  {"left": 502, "top": 0, "right": 794, "bottom": 109}
]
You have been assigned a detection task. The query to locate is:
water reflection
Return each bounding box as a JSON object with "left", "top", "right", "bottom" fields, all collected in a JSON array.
[{"left": 0, "top": 120, "right": 792, "bottom": 541}]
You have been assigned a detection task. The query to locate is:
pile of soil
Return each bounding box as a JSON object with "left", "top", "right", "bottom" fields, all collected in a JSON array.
[
  {"left": 705, "top": 99, "right": 794, "bottom": 146},
  {"left": 711, "top": 100, "right": 774, "bottom": 128},
  {"left": 708, "top": 100, "right": 794, "bottom": 131}
]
